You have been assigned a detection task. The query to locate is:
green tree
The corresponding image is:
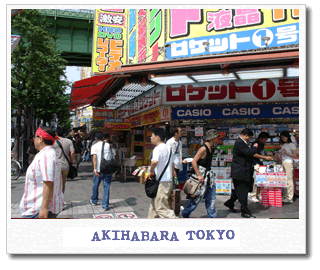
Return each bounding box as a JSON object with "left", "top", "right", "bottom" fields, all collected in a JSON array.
[{"left": 11, "top": 9, "right": 72, "bottom": 159}]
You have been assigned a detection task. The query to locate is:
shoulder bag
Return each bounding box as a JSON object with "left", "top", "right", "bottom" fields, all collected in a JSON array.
[
  {"left": 56, "top": 139, "right": 78, "bottom": 179},
  {"left": 183, "top": 144, "right": 211, "bottom": 199},
  {"left": 145, "top": 150, "right": 172, "bottom": 199},
  {"left": 100, "top": 142, "right": 118, "bottom": 174}
]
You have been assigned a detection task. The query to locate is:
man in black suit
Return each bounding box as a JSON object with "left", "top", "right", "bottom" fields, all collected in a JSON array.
[{"left": 224, "top": 128, "right": 273, "bottom": 218}]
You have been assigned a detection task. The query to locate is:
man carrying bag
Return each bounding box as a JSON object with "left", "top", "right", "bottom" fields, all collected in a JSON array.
[
  {"left": 147, "top": 128, "right": 177, "bottom": 218},
  {"left": 90, "top": 132, "right": 114, "bottom": 211},
  {"left": 53, "top": 127, "right": 76, "bottom": 194}
]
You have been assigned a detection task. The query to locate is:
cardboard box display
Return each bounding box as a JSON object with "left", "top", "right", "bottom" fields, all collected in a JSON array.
[
  {"left": 266, "top": 173, "right": 277, "bottom": 187},
  {"left": 276, "top": 172, "right": 287, "bottom": 187},
  {"left": 256, "top": 173, "right": 267, "bottom": 187}
]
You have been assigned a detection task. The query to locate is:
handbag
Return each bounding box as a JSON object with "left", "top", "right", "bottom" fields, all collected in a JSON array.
[
  {"left": 145, "top": 150, "right": 172, "bottom": 198},
  {"left": 183, "top": 167, "right": 208, "bottom": 199},
  {"left": 100, "top": 142, "right": 118, "bottom": 174},
  {"left": 55, "top": 139, "right": 78, "bottom": 179}
]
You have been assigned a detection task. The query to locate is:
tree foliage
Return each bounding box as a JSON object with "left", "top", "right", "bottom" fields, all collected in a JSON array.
[{"left": 11, "top": 9, "right": 72, "bottom": 158}]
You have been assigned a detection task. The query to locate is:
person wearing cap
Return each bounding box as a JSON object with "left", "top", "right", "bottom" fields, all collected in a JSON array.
[
  {"left": 20, "top": 127, "right": 64, "bottom": 218},
  {"left": 181, "top": 129, "right": 220, "bottom": 218}
]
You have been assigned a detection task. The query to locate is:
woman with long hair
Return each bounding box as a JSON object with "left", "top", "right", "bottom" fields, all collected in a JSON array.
[{"left": 279, "top": 131, "right": 298, "bottom": 203}]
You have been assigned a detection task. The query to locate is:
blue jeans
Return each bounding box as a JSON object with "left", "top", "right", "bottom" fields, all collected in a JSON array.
[
  {"left": 91, "top": 173, "right": 112, "bottom": 210},
  {"left": 22, "top": 211, "right": 58, "bottom": 218},
  {"left": 85, "top": 151, "right": 90, "bottom": 162},
  {"left": 182, "top": 184, "right": 217, "bottom": 218}
]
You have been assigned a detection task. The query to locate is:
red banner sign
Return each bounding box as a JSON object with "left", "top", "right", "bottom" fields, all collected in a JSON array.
[{"left": 162, "top": 78, "right": 299, "bottom": 105}]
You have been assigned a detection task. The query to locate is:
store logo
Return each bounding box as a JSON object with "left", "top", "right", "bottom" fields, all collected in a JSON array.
[
  {"left": 222, "top": 107, "right": 260, "bottom": 116},
  {"left": 177, "top": 109, "right": 211, "bottom": 117}
]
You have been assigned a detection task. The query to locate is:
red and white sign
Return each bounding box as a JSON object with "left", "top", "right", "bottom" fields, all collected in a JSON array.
[
  {"left": 195, "top": 126, "right": 203, "bottom": 137},
  {"left": 115, "top": 212, "right": 138, "bottom": 218},
  {"left": 162, "top": 78, "right": 299, "bottom": 105},
  {"left": 118, "top": 87, "right": 162, "bottom": 118},
  {"left": 160, "top": 106, "right": 171, "bottom": 122}
]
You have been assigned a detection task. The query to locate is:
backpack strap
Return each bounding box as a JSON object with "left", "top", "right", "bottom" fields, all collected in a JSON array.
[
  {"left": 157, "top": 150, "right": 172, "bottom": 182},
  {"left": 56, "top": 139, "right": 71, "bottom": 166}
]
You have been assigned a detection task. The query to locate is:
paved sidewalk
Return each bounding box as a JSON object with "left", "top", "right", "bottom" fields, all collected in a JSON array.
[{"left": 11, "top": 161, "right": 299, "bottom": 219}]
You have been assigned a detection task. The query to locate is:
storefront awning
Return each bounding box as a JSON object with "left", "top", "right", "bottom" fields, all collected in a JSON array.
[
  {"left": 70, "top": 50, "right": 299, "bottom": 110},
  {"left": 69, "top": 74, "right": 120, "bottom": 111}
]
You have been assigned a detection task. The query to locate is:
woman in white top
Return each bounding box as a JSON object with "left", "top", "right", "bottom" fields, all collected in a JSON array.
[{"left": 280, "top": 131, "right": 298, "bottom": 203}]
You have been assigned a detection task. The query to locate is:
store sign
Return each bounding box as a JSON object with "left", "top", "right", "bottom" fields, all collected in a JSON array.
[
  {"left": 93, "top": 109, "right": 116, "bottom": 119},
  {"left": 195, "top": 127, "right": 203, "bottom": 136},
  {"left": 160, "top": 106, "right": 171, "bottom": 122},
  {"left": 141, "top": 107, "right": 161, "bottom": 125},
  {"left": 92, "top": 9, "right": 128, "bottom": 73},
  {"left": 166, "top": 9, "right": 299, "bottom": 59},
  {"left": 162, "top": 78, "right": 299, "bottom": 105},
  {"left": 172, "top": 103, "right": 299, "bottom": 119},
  {"left": 117, "top": 87, "right": 161, "bottom": 118}
]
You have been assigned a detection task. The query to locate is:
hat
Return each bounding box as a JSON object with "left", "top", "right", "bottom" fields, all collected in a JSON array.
[{"left": 205, "top": 129, "right": 219, "bottom": 141}]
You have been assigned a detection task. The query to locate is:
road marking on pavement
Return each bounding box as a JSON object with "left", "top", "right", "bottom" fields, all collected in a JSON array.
[{"left": 93, "top": 212, "right": 139, "bottom": 218}]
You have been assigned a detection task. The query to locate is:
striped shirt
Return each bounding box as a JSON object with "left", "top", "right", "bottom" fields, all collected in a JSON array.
[{"left": 20, "top": 146, "right": 64, "bottom": 216}]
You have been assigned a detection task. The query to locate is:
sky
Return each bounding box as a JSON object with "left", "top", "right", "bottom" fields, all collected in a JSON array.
[{"left": 64, "top": 66, "right": 82, "bottom": 94}]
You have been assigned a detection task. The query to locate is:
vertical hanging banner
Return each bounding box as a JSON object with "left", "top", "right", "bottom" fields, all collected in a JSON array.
[
  {"left": 92, "top": 9, "right": 128, "bottom": 73},
  {"left": 128, "top": 9, "right": 137, "bottom": 62},
  {"left": 146, "top": 9, "right": 166, "bottom": 62},
  {"left": 138, "top": 9, "right": 147, "bottom": 63}
]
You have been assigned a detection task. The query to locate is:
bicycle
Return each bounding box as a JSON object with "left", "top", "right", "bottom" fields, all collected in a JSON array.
[{"left": 11, "top": 157, "right": 21, "bottom": 180}]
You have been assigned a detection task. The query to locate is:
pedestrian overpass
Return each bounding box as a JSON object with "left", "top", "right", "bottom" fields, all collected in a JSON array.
[{"left": 11, "top": 9, "right": 94, "bottom": 67}]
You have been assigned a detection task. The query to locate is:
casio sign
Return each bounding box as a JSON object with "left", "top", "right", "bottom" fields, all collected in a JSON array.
[
  {"left": 177, "top": 109, "right": 211, "bottom": 117},
  {"left": 273, "top": 106, "right": 299, "bottom": 115},
  {"left": 222, "top": 108, "right": 260, "bottom": 116}
]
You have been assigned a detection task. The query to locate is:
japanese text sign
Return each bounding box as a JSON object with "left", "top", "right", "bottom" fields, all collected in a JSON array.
[
  {"left": 162, "top": 78, "right": 299, "bottom": 105},
  {"left": 117, "top": 87, "right": 162, "bottom": 118},
  {"left": 141, "top": 107, "right": 161, "bottom": 125},
  {"left": 93, "top": 109, "right": 116, "bottom": 119},
  {"left": 166, "top": 9, "right": 299, "bottom": 59},
  {"left": 92, "top": 9, "right": 128, "bottom": 73}
]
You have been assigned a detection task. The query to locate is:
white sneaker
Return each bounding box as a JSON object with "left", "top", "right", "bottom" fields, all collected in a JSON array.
[
  {"left": 249, "top": 197, "right": 259, "bottom": 203},
  {"left": 282, "top": 198, "right": 293, "bottom": 203},
  {"left": 90, "top": 199, "right": 97, "bottom": 206}
]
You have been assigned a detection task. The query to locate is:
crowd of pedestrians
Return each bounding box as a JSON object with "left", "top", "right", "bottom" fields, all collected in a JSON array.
[{"left": 18, "top": 125, "right": 296, "bottom": 219}]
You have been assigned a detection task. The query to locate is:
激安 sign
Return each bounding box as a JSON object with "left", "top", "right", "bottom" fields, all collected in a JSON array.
[
  {"left": 162, "top": 78, "right": 298, "bottom": 105},
  {"left": 172, "top": 103, "right": 299, "bottom": 119},
  {"left": 92, "top": 9, "right": 128, "bottom": 73}
]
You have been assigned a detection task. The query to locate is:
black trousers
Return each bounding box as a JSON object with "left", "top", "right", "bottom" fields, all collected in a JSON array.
[{"left": 225, "top": 179, "right": 253, "bottom": 215}]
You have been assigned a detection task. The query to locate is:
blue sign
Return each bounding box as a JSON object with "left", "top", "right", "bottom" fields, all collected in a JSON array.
[
  {"left": 104, "top": 118, "right": 124, "bottom": 123},
  {"left": 172, "top": 104, "right": 299, "bottom": 119},
  {"left": 167, "top": 23, "right": 299, "bottom": 59}
]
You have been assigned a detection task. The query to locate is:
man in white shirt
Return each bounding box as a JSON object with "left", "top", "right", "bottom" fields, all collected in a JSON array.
[
  {"left": 90, "top": 131, "right": 113, "bottom": 211},
  {"left": 147, "top": 128, "right": 177, "bottom": 218},
  {"left": 166, "top": 126, "right": 183, "bottom": 185}
]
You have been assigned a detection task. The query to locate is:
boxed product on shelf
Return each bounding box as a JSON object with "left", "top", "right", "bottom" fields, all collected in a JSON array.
[
  {"left": 274, "top": 165, "right": 284, "bottom": 173},
  {"left": 226, "top": 167, "right": 231, "bottom": 179},
  {"left": 256, "top": 173, "right": 267, "bottom": 187},
  {"left": 216, "top": 167, "right": 226, "bottom": 180},
  {"left": 212, "top": 158, "right": 218, "bottom": 167},
  {"left": 215, "top": 180, "right": 232, "bottom": 195},
  {"left": 219, "top": 158, "right": 226, "bottom": 167},
  {"left": 276, "top": 172, "right": 287, "bottom": 187},
  {"left": 266, "top": 173, "right": 277, "bottom": 187},
  {"left": 258, "top": 165, "right": 267, "bottom": 174}
]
